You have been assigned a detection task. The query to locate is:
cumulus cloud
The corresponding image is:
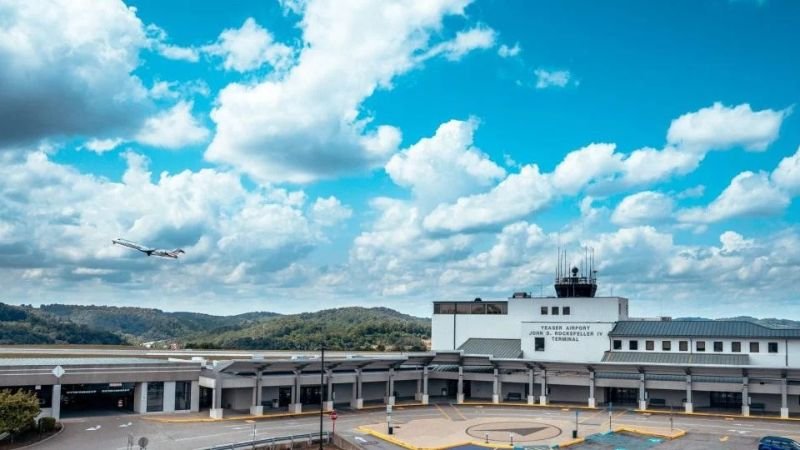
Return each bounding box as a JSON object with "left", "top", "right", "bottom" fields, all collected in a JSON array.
[
  {"left": 534, "top": 69, "right": 572, "bottom": 89},
  {"left": 772, "top": 146, "right": 800, "bottom": 195},
  {"left": 611, "top": 191, "right": 675, "bottom": 226},
  {"left": 311, "top": 196, "right": 352, "bottom": 227},
  {"left": 203, "top": 18, "right": 294, "bottom": 73},
  {"left": 0, "top": 0, "right": 151, "bottom": 147},
  {"left": 678, "top": 171, "right": 789, "bottom": 224},
  {"left": 497, "top": 42, "right": 521, "bottom": 58},
  {"left": 551, "top": 143, "right": 623, "bottom": 194},
  {"left": 135, "top": 101, "right": 210, "bottom": 149},
  {"left": 667, "top": 102, "right": 789, "bottom": 152},
  {"left": 81, "top": 138, "right": 125, "bottom": 154},
  {"left": 206, "top": 0, "right": 494, "bottom": 184},
  {"left": 385, "top": 119, "right": 505, "bottom": 205},
  {"left": 423, "top": 25, "right": 496, "bottom": 61}
]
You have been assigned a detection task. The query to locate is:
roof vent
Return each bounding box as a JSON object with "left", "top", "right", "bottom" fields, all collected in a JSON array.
[{"left": 473, "top": 297, "right": 482, "bottom": 302}]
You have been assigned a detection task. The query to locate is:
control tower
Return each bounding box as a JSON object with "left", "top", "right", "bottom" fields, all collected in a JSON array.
[{"left": 554, "top": 248, "right": 597, "bottom": 298}]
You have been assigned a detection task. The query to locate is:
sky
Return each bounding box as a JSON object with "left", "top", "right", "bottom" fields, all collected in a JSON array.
[{"left": 1, "top": 0, "right": 799, "bottom": 319}]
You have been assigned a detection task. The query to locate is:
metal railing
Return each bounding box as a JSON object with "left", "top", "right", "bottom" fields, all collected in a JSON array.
[{"left": 199, "top": 432, "right": 331, "bottom": 450}]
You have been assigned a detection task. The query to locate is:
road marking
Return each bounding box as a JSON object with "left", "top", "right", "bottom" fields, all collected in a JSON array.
[
  {"left": 434, "top": 403, "right": 453, "bottom": 421},
  {"left": 85, "top": 425, "right": 101, "bottom": 431},
  {"left": 720, "top": 436, "right": 729, "bottom": 442},
  {"left": 118, "top": 422, "right": 132, "bottom": 428},
  {"left": 449, "top": 404, "right": 468, "bottom": 421}
]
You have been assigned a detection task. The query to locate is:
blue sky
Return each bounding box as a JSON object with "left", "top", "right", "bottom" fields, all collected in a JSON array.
[{"left": 1, "top": 0, "right": 799, "bottom": 319}]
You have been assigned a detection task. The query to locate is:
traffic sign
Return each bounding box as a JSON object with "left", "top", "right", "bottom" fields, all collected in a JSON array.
[{"left": 330, "top": 410, "right": 337, "bottom": 421}]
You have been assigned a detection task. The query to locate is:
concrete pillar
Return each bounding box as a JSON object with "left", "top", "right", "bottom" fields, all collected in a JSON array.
[
  {"left": 385, "top": 368, "right": 395, "bottom": 406},
  {"left": 527, "top": 369, "right": 535, "bottom": 405},
  {"left": 350, "top": 369, "right": 363, "bottom": 409},
  {"left": 684, "top": 374, "right": 693, "bottom": 414},
  {"left": 133, "top": 382, "right": 148, "bottom": 414},
  {"left": 781, "top": 377, "right": 789, "bottom": 419},
  {"left": 741, "top": 376, "right": 750, "bottom": 417},
  {"left": 421, "top": 366, "right": 429, "bottom": 405},
  {"left": 457, "top": 366, "right": 465, "bottom": 404},
  {"left": 323, "top": 370, "right": 334, "bottom": 412},
  {"left": 638, "top": 372, "right": 647, "bottom": 411},
  {"left": 289, "top": 370, "right": 302, "bottom": 413},
  {"left": 51, "top": 384, "right": 61, "bottom": 421},
  {"left": 190, "top": 381, "right": 200, "bottom": 413},
  {"left": 415, "top": 372, "right": 422, "bottom": 401},
  {"left": 163, "top": 381, "right": 176, "bottom": 413},
  {"left": 588, "top": 371, "right": 596, "bottom": 408},
  {"left": 492, "top": 368, "right": 500, "bottom": 404},
  {"left": 539, "top": 369, "right": 548, "bottom": 405},
  {"left": 210, "top": 374, "right": 223, "bottom": 419},
  {"left": 250, "top": 372, "right": 263, "bottom": 415}
]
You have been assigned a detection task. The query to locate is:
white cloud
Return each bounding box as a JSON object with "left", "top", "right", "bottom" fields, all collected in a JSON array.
[
  {"left": 667, "top": 102, "right": 788, "bottom": 152},
  {"left": 551, "top": 143, "right": 623, "bottom": 194},
  {"left": 424, "top": 25, "right": 496, "bottom": 61},
  {"left": 311, "top": 196, "right": 352, "bottom": 227},
  {"left": 157, "top": 44, "right": 200, "bottom": 62},
  {"left": 206, "top": 0, "right": 493, "bottom": 184},
  {"left": 135, "top": 101, "right": 210, "bottom": 149},
  {"left": 203, "top": 18, "right": 294, "bottom": 73},
  {"left": 423, "top": 164, "right": 553, "bottom": 234},
  {"left": 772, "top": 146, "right": 800, "bottom": 195},
  {"left": 497, "top": 42, "right": 521, "bottom": 58},
  {"left": 611, "top": 191, "right": 675, "bottom": 226},
  {"left": 534, "top": 68, "right": 572, "bottom": 89},
  {"left": 385, "top": 119, "right": 505, "bottom": 205},
  {"left": 81, "top": 138, "right": 124, "bottom": 154},
  {"left": 719, "top": 230, "right": 754, "bottom": 254},
  {"left": 678, "top": 171, "right": 789, "bottom": 224},
  {"left": 0, "top": 0, "right": 151, "bottom": 147}
]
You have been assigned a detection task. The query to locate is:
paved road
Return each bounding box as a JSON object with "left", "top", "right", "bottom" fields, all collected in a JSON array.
[{"left": 33, "top": 405, "right": 800, "bottom": 450}]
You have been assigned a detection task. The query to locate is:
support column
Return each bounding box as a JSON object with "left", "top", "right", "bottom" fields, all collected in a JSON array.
[
  {"left": 539, "top": 369, "right": 548, "bottom": 405},
  {"left": 492, "top": 368, "right": 500, "bottom": 404},
  {"left": 741, "top": 376, "right": 750, "bottom": 417},
  {"left": 250, "top": 371, "right": 264, "bottom": 415},
  {"left": 134, "top": 382, "right": 148, "bottom": 414},
  {"left": 527, "top": 368, "right": 535, "bottom": 405},
  {"left": 350, "top": 369, "right": 363, "bottom": 409},
  {"left": 163, "top": 381, "right": 176, "bottom": 413},
  {"left": 51, "top": 384, "right": 61, "bottom": 421},
  {"left": 289, "top": 370, "right": 302, "bottom": 414},
  {"left": 323, "top": 370, "right": 334, "bottom": 412},
  {"left": 385, "top": 368, "right": 395, "bottom": 406},
  {"left": 190, "top": 381, "right": 200, "bottom": 413},
  {"left": 684, "top": 374, "right": 693, "bottom": 414},
  {"left": 588, "top": 371, "right": 596, "bottom": 408},
  {"left": 780, "top": 376, "right": 789, "bottom": 419},
  {"left": 638, "top": 372, "right": 647, "bottom": 411},
  {"left": 457, "top": 366, "right": 464, "bottom": 404},
  {"left": 210, "top": 374, "right": 223, "bottom": 419},
  {"left": 421, "top": 366, "right": 429, "bottom": 405},
  {"left": 415, "top": 372, "right": 422, "bottom": 401}
]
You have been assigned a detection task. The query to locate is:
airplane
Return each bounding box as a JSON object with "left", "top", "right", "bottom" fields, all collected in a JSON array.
[{"left": 112, "top": 238, "right": 185, "bottom": 259}]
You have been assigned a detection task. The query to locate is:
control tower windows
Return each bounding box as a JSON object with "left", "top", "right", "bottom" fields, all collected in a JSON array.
[{"left": 551, "top": 307, "right": 560, "bottom": 315}]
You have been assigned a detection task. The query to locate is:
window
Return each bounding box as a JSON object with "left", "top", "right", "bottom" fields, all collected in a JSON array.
[
  {"left": 629, "top": 340, "right": 638, "bottom": 350},
  {"left": 486, "top": 303, "right": 507, "bottom": 314},
  {"left": 563, "top": 306, "right": 571, "bottom": 315},
  {"left": 470, "top": 303, "right": 486, "bottom": 314},
  {"left": 713, "top": 341, "right": 723, "bottom": 352},
  {"left": 541, "top": 306, "right": 548, "bottom": 315},
  {"left": 768, "top": 342, "right": 778, "bottom": 353},
  {"left": 175, "top": 381, "right": 191, "bottom": 411},
  {"left": 750, "top": 342, "right": 760, "bottom": 353},
  {"left": 147, "top": 382, "right": 164, "bottom": 412},
  {"left": 456, "top": 303, "right": 472, "bottom": 314},
  {"left": 434, "top": 303, "right": 455, "bottom": 314},
  {"left": 645, "top": 340, "right": 654, "bottom": 351},
  {"left": 551, "top": 306, "right": 560, "bottom": 315},
  {"left": 535, "top": 337, "right": 545, "bottom": 351},
  {"left": 613, "top": 340, "right": 622, "bottom": 350},
  {"left": 662, "top": 341, "right": 671, "bottom": 351},
  {"left": 696, "top": 341, "right": 706, "bottom": 352},
  {"left": 732, "top": 341, "right": 741, "bottom": 352},
  {"left": 679, "top": 341, "right": 688, "bottom": 352}
]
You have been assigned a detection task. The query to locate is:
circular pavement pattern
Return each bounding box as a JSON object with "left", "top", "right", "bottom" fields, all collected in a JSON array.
[{"left": 466, "top": 421, "right": 562, "bottom": 443}]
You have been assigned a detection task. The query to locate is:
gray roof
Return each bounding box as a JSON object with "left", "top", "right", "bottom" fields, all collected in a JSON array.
[
  {"left": 458, "top": 338, "right": 522, "bottom": 359},
  {"left": 0, "top": 357, "right": 190, "bottom": 367},
  {"left": 609, "top": 320, "right": 800, "bottom": 339},
  {"left": 601, "top": 351, "right": 749, "bottom": 366}
]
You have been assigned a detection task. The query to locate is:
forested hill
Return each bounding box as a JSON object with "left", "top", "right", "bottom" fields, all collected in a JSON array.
[
  {"left": 184, "top": 307, "right": 431, "bottom": 352},
  {"left": 0, "top": 302, "right": 432, "bottom": 351}
]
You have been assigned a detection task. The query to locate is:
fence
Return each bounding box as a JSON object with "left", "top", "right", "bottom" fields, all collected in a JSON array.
[{"left": 199, "top": 432, "right": 332, "bottom": 450}]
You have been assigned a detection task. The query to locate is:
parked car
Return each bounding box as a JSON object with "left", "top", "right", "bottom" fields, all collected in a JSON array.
[{"left": 759, "top": 436, "right": 800, "bottom": 450}]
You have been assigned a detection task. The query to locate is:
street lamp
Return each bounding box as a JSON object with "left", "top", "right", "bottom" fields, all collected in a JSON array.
[{"left": 319, "top": 347, "right": 325, "bottom": 450}]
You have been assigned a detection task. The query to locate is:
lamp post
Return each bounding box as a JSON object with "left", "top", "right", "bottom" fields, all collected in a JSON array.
[{"left": 319, "top": 347, "right": 325, "bottom": 450}]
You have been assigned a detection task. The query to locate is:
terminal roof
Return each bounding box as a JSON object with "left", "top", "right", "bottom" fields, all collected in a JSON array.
[
  {"left": 609, "top": 320, "right": 800, "bottom": 339},
  {"left": 457, "top": 338, "right": 522, "bottom": 359},
  {"left": 601, "top": 351, "right": 749, "bottom": 366}
]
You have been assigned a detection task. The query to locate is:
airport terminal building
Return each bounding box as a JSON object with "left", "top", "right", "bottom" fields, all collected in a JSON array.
[{"left": 2, "top": 264, "right": 799, "bottom": 420}]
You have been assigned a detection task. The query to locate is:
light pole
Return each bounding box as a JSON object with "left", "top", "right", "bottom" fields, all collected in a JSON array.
[{"left": 319, "top": 347, "right": 325, "bottom": 450}]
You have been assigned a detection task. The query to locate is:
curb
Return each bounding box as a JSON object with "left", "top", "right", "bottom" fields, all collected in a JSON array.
[
  {"left": 16, "top": 424, "right": 65, "bottom": 449},
  {"left": 633, "top": 408, "right": 800, "bottom": 423}
]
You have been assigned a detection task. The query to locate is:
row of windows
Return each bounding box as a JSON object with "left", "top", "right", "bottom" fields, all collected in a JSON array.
[
  {"left": 433, "top": 302, "right": 508, "bottom": 315},
  {"left": 613, "top": 339, "right": 780, "bottom": 353},
  {"left": 541, "top": 306, "right": 571, "bottom": 315}
]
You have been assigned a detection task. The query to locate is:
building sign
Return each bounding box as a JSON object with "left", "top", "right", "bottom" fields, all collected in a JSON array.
[{"left": 527, "top": 324, "right": 605, "bottom": 342}]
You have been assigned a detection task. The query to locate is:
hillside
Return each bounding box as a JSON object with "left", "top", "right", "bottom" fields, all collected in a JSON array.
[
  {"left": 184, "top": 307, "right": 431, "bottom": 352},
  {"left": 0, "top": 303, "right": 127, "bottom": 345}
]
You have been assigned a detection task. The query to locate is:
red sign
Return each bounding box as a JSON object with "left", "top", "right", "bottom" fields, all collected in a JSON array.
[{"left": 330, "top": 411, "right": 338, "bottom": 421}]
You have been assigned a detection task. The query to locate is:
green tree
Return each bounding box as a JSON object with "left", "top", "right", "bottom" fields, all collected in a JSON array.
[{"left": 0, "top": 389, "right": 40, "bottom": 438}]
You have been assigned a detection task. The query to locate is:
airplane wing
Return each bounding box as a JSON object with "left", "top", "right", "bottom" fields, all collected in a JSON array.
[
  {"left": 151, "top": 249, "right": 185, "bottom": 259},
  {"left": 112, "top": 239, "right": 153, "bottom": 254}
]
